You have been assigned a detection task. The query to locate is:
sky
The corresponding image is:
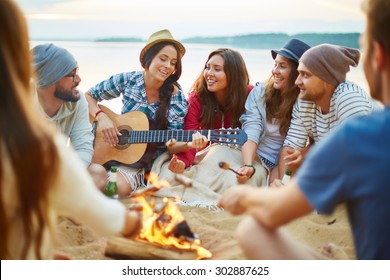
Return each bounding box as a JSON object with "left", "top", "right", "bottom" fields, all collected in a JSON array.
[{"left": 15, "top": 0, "right": 365, "bottom": 40}]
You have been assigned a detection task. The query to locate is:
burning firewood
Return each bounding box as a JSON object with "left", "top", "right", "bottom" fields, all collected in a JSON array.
[
  {"left": 106, "top": 172, "right": 212, "bottom": 260},
  {"left": 105, "top": 237, "right": 198, "bottom": 260},
  {"left": 171, "top": 220, "right": 197, "bottom": 240}
]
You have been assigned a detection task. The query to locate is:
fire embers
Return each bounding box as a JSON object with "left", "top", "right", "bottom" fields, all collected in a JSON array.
[
  {"left": 130, "top": 172, "right": 212, "bottom": 260},
  {"left": 154, "top": 199, "right": 196, "bottom": 241},
  {"left": 172, "top": 221, "right": 197, "bottom": 240}
]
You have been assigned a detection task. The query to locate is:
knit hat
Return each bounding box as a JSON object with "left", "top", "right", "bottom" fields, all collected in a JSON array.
[
  {"left": 271, "top": 38, "right": 311, "bottom": 63},
  {"left": 299, "top": 44, "right": 360, "bottom": 86},
  {"left": 31, "top": 43, "right": 77, "bottom": 88},
  {"left": 139, "top": 29, "right": 185, "bottom": 64}
]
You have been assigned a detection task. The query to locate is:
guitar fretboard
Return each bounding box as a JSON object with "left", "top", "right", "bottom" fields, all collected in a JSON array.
[{"left": 125, "top": 130, "right": 211, "bottom": 143}]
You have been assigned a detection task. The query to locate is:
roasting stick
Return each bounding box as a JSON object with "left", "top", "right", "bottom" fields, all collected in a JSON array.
[
  {"left": 218, "top": 161, "right": 243, "bottom": 176},
  {"left": 174, "top": 174, "right": 193, "bottom": 200}
]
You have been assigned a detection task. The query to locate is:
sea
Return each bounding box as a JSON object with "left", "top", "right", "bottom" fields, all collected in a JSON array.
[{"left": 30, "top": 41, "right": 368, "bottom": 113}]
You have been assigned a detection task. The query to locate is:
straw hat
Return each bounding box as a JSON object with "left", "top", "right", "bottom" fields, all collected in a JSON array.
[{"left": 139, "top": 29, "right": 186, "bottom": 63}]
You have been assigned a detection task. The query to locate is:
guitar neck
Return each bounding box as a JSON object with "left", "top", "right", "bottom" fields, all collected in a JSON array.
[{"left": 127, "top": 130, "right": 211, "bottom": 144}]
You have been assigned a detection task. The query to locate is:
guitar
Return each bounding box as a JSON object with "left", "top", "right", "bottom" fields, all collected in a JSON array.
[{"left": 91, "top": 105, "right": 247, "bottom": 167}]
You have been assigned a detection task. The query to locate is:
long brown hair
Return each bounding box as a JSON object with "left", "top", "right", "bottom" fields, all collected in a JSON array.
[
  {"left": 264, "top": 59, "right": 300, "bottom": 136},
  {"left": 141, "top": 41, "right": 183, "bottom": 129},
  {"left": 191, "top": 48, "right": 249, "bottom": 129},
  {"left": 0, "top": 0, "right": 59, "bottom": 259}
]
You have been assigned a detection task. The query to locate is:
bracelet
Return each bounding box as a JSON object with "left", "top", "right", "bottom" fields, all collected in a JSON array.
[
  {"left": 242, "top": 164, "right": 256, "bottom": 178},
  {"left": 95, "top": 109, "right": 105, "bottom": 119}
]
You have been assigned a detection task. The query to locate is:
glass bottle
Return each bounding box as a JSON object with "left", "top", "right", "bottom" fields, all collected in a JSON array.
[
  {"left": 281, "top": 169, "right": 292, "bottom": 185},
  {"left": 104, "top": 166, "right": 119, "bottom": 198}
]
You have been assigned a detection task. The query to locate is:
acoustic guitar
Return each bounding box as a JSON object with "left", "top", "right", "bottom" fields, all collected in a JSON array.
[{"left": 91, "top": 105, "right": 247, "bottom": 168}]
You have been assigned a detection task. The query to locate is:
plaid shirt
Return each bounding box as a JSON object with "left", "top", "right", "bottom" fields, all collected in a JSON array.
[{"left": 89, "top": 71, "right": 188, "bottom": 130}]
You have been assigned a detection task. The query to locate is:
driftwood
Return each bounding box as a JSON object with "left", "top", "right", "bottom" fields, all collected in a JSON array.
[{"left": 105, "top": 236, "right": 198, "bottom": 260}]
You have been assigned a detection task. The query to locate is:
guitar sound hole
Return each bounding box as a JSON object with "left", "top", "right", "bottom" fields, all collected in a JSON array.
[
  {"left": 118, "top": 129, "right": 130, "bottom": 146},
  {"left": 112, "top": 127, "right": 132, "bottom": 151}
]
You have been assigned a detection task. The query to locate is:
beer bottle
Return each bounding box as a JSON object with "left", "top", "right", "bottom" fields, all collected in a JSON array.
[
  {"left": 281, "top": 169, "right": 292, "bottom": 185},
  {"left": 104, "top": 166, "right": 119, "bottom": 198}
]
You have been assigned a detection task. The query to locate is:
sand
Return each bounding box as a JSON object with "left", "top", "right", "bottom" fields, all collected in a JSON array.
[{"left": 54, "top": 202, "right": 355, "bottom": 260}]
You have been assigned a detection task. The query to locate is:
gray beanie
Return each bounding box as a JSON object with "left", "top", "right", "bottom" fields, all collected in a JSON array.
[
  {"left": 31, "top": 43, "right": 77, "bottom": 88},
  {"left": 299, "top": 44, "right": 360, "bottom": 86}
]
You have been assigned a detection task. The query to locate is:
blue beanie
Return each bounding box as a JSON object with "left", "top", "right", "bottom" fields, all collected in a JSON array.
[{"left": 32, "top": 43, "right": 77, "bottom": 88}]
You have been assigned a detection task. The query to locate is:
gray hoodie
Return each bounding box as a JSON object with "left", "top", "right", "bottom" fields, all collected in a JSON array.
[{"left": 35, "top": 92, "right": 94, "bottom": 167}]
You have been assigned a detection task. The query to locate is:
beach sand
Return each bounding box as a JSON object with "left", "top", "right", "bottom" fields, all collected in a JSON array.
[{"left": 54, "top": 202, "right": 355, "bottom": 260}]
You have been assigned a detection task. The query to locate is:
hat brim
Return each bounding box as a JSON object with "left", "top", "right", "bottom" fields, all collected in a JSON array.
[
  {"left": 271, "top": 49, "right": 299, "bottom": 63},
  {"left": 139, "top": 39, "right": 186, "bottom": 63}
]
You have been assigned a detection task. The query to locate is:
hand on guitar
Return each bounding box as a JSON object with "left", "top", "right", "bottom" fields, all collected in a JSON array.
[
  {"left": 96, "top": 112, "right": 122, "bottom": 147},
  {"left": 187, "top": 131, "right": 208, "bottom": 149},
  {"left": 90, "top": 105, "right": 248, "bottom": 166},
  {"left": 166, "top": 132, "right": 208, "bottom": 154}
]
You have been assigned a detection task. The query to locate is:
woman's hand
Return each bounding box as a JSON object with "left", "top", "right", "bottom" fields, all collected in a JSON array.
[
  {"left": 236, "top": 165, "right": 255, "bottom": 184},
  {"left": 168, "top": 154, "right": 186, "bottom": 174},
  {"left": 165, "top": 132, "right": 208, "bottom": 155},
  {"left": 187, "top": 131, "right": 208, "bottom": 149},
  {"left": 97, "top": 113, "right": 121, "bottom": 147},
  {"left": 166, "top": 139, "right": 177, "bottom": 155}
]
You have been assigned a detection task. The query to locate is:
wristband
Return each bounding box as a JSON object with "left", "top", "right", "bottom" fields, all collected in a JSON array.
[
  {"left": 242, "top": 164, "right": 256, "bottom": 178},
  {"left": 95, "top": 109, "right": 105, "bottom": 118}
]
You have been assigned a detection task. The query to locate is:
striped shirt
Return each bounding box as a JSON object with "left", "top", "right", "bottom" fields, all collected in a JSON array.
[
  {"left": 284, "top": 81, "right": 382, "bottom": 149},
  {"left": 88, "top": 71, "right": 188, "bottom": 130}
]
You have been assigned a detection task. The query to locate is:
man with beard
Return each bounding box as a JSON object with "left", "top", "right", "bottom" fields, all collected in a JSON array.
[
  {"left": 272, "top": 43, "right": 382, "bottom": 183},
  {"left": 32, "top": 43, "right": 107, "bottom": 190},
  {"left": 218, "top": 0, "right": 390, "bottom": 259}
]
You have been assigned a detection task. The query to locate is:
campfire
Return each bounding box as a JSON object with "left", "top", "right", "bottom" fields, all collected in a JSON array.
[{"left": 105, "top": 172, "right": 212, "bottom": 260}]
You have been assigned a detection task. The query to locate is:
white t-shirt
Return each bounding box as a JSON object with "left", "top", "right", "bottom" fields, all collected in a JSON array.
[{"left": 258, "top": 118, "right": 284, "bottom": 164}]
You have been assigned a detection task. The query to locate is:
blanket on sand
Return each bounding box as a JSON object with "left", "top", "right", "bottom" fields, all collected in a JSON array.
[{"left": 149, "top": 144, "right": 267, "bottom": 209}]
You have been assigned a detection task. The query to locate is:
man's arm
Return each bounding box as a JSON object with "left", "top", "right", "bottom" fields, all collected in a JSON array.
[
  {"left": 277, "top": 141, "right": 314, "bottom": 179},
  {"left": 218, "top": 179, "right": 313, "bottom": 229}
]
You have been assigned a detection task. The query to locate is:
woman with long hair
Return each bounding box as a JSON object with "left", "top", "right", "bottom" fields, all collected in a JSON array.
[
  {"left": 150, "top": 48, "right": 257, "bottom": 196},
  {"left": 85, "top": 29, "right": 189, "bottom": 196},
  {"left": 238, "top": 39, "right": 310, "bottom": 184},
  {"left": 0, "top": 0, "right": 140, "bottom": 259},
  {"left": 167, "top": 48, "right": 252, "bottom": 173}
]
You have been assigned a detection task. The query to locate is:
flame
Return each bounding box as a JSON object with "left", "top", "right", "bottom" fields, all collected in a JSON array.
[{"left": 133, "top": 172, "right": 212, "bottom": 260}]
